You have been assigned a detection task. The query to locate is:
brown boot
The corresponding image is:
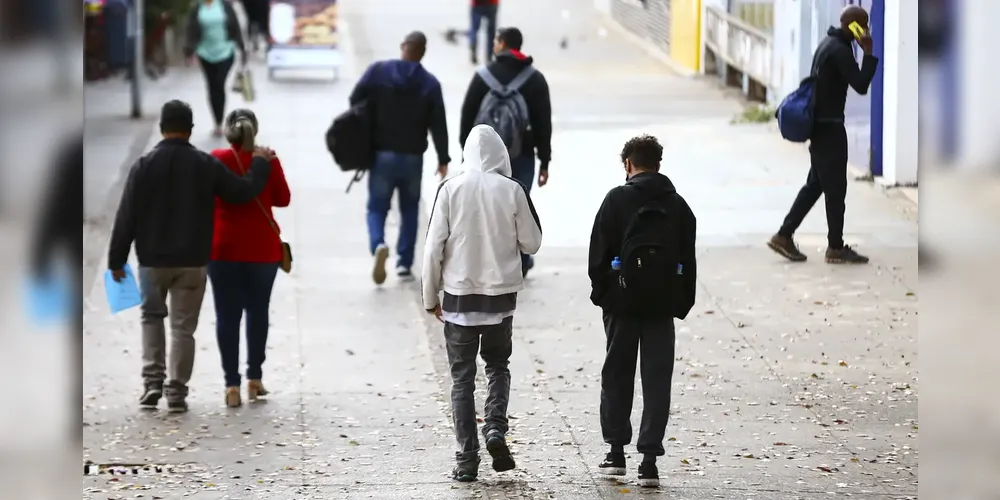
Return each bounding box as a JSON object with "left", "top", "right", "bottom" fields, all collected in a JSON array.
[
  {"left": 225, "top": 387, "right": 241, "bottom": 408},
  {"left": 767, "top": 234, "right": 807, "bottom": 262},
  {"left": 247, "top": 380, "right": 269, "bottom": 401}
]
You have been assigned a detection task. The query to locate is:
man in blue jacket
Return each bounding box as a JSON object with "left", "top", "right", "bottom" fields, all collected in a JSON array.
[{"left": 350, "top": 31, "right": 450, "bottom": 285}]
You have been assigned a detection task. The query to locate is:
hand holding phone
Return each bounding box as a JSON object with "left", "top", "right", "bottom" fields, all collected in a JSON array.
[{"left": 848, "top": 21, "right": 873, "bottom": 54}]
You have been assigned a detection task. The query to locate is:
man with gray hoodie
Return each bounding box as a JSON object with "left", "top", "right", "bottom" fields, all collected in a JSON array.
[{"left": 422, "top": 125, "right": 542, "bottom": 482}]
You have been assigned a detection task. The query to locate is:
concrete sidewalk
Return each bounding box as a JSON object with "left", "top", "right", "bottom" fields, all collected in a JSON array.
[{"left": 83, "top": 0, "right": 917, "bottom": 498}]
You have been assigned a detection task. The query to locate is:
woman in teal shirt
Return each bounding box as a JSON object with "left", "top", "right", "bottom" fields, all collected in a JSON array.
[{"left": 184, "top": 0, "right": 247, "bottom": 136}]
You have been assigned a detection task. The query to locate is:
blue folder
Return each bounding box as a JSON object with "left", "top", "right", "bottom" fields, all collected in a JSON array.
[{"left": 104, "top": 264, "right": 142, "bottom": 314}]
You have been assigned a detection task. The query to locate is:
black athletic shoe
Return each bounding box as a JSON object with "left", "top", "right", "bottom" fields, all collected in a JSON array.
[
  {"left": 485, "top": 432, "right": 516, "bottom": 472},
  {"left": 768, "top": 234, "right": 807, "bottom": 262},
  {"left": 138, "top": 387, "right": 161, "bottom": 410},
  {"left": 825, "top": 245, "right": 870, "bottom": 264},
  {"left": 167, "top": 400, "right": 188, "bottom": 414},
  {"left": 598, "top": 452, "right": 626, "bottom": 476},
  {"left": 452, "top": 465, "right": 478, "bottom": 482},
  {"left": 638, "top": 461, "right": 659, "bottom": 488}
]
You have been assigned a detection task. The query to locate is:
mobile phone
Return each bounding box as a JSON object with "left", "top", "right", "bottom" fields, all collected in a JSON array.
[{"left": 848, "top": 21, "right": 867, "bottom": 40}]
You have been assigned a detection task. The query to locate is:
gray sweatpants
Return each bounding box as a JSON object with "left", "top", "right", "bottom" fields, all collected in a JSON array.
[
  {"left": 444, "top": 317, "right": 513, "bottom": 466},
  {"left": 138, "top": 266, "right": 207, "bottom": 401}
]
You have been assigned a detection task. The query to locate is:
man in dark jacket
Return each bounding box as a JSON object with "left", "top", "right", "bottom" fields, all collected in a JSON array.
[
  {"left": 108, "top": 99, "right": 273, "bottom": 413},
  {"left": 768, "top": 4, "right": 878, "bottom": 264},
  {"left": 459, "top": 27, "right": 552, "bottom": 277},
  {"left": 350, "top": 31, "right": 450, "bottom": 285},
  {"left": 587, "top": 135, "right": 696, "bottom": 489}
]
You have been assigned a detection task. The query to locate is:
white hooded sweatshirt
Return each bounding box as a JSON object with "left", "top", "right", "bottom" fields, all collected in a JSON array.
[{"left": 421, "top": 125, "right": 543, "bottom": 313}]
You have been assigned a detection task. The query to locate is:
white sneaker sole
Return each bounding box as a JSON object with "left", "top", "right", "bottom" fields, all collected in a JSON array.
[
  {"left": 372, "top": 246, "right": 389, "bottom": 285},
  {"left": 599, "top": 467, "right": 626, "bottom": 476},
  {"left": 638, "top": 478, "right": 659, "bottom": 488}
]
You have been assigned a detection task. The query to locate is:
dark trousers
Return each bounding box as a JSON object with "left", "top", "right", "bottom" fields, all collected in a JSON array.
[
  {"left": 207, "top": 261, "right": 279, "bottom": 387},
  {"left": 600, "top": 313, "right": 676, "bottom": 456},
  {"left": 198, "top": 55, "right": 234, "bottom": 127},
  {"left": 510, "top": 153, "right": 535, "bottom": 270},
  {"left": 778, "top": 123, "right": 849, "bottom": 248},
  {"left": 469, "top": 4, "right": 498, "bottom": 62},
  {"left": 366, "top": 150, "right": 422, "bottom": 270},
  {"left": 445, "top": 317, "right": 513, "bottom": 466}
]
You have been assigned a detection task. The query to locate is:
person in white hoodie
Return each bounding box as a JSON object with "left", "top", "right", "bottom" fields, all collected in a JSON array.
[{"left": 422, "top": 124, "right": 542, "bottom": 482}]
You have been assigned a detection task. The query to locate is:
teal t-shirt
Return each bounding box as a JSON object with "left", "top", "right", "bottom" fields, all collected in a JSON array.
[{"left": 195, "top": 0, "right": 235, "bottom": 63}]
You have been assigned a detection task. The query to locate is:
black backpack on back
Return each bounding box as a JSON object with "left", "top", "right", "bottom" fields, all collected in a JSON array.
[{"left": 617, "top": 189, "right": 683, "bottom": 315}]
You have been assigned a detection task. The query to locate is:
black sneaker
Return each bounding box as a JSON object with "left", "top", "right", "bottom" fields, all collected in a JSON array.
[
  {"left": 638, "top": 461, "right": 659, "bottom": 488},
  {"left": 767, "top": 234, "right": 807, "bottom": 262},
  {"left": 485, "top": 432, "right": 516, "bottom": 472},
  {"left": 825, "top": 245, "right": 869, "bottom": 264},
  {"left": 167, "top": 400, "right": 188, "bottom": 414},
  {"left": 598, "top": 452, "right": 626, "bottom": 476},
  {"left": 452, "top": 464, "right": 478, "bottom": 482},
  {"left": 139, "top": 387, "right": 161, "bottom": 410},
  {"left": 470, "top": 52, "right": 478, "bottom": 65}
]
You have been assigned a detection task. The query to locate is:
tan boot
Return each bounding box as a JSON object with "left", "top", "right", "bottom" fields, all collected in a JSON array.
[
  {"left": 247, "top": 379, "right": 268, "bottom": 401},
  {"left": 225, "top": 387, "right": 242, "bottom": 407}
]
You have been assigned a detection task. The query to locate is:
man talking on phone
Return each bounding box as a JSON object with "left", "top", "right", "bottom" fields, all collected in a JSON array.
[{"left": 768, "top": 4, "right": 878, "bottom": 264}]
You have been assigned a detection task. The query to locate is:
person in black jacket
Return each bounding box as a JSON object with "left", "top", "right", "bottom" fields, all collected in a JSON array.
[
  {"left": 459, "top": 27, "right": 552, "bottom": 277},
  {"left": 108, "top": 99, "right": 273, "bottom": 413},
  {"left": 768, "top": 4, "right": 878, "bottom": 264},
  {"left": 350, "top": 31, "right": 450, "bottom": 285},
  {"left": 588, "top": 135, "right": 696, "bottom": 488}
]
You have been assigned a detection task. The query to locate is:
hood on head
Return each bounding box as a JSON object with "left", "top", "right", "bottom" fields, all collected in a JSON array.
[{"left": 462, "top": 125, "right": 511, "bottom": 176}]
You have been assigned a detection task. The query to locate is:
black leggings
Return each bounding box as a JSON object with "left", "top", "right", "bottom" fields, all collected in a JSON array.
[{"left": 198, "top": 55, "right": 234, "bottom": 127}]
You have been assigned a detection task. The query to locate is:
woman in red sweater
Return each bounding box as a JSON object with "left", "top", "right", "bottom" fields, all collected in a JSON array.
[{"left": 209, "top": 109, "right": 290, "bottom": 407}]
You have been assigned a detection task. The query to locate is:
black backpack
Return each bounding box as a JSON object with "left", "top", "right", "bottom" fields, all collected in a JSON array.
[
  {"left": 326, "top": 100, "right": 374, "bottom": 192},
  {"left": 617, "top": 190, "right": 683, "bottom": 315}
]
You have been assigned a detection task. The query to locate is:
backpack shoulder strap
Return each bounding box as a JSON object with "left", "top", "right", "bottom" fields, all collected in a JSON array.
[
  {"left": 476, "top": 66, "right": 504, "bottom": 92},
  {"left": 507, "top": 66, "right": 536, "bottom": 92}
]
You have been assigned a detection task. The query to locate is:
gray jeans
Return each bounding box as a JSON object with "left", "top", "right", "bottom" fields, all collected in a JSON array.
[
  {"left": 444, "top": 317, "right": 513, "bottom": 466},
  {"left": 138, "top": 266, "right": 207, "bottom": 401}
]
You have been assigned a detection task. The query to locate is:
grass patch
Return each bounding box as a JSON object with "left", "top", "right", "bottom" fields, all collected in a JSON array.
[{"left": 731, "top": 104, "right": 775, "bottom": 124}]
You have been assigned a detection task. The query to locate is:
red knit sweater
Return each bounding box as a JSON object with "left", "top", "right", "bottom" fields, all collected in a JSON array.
[{"left": 210, "top": 148, "right": 291, "bottom": 263}]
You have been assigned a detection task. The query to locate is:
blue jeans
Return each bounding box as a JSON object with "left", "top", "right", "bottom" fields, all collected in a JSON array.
[
  {"left": 207, "top": 261, "right": 279, "bottom": 388},
  {"left": 367, "top": 151, "right": 423, "bottom": 270},
  {"left": 470, "top": 4, "right": 498, "bottom": 62},
  {"left": 510, "top": 154, "right": 535, "bottom": 271}
]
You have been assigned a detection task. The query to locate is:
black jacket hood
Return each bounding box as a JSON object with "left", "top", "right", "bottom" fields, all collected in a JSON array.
[
  {"left": 494, "top": 50, "right": 534, "bottom": 69},
  {"left": 626, "top": 171, "right": 677, "bottom": 195}
]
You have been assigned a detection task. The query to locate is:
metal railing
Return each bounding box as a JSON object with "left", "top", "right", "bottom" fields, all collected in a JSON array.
[{"left": 704, "top": 4, "right": 773, "bottom": 89}]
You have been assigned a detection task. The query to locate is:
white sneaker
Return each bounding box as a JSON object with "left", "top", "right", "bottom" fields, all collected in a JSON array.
[
  {"left": 372, "top": 244, "right": 389, "bottom": 285},
  {"left": 396, "top": 266, "right": 414, "bottom": 282}
]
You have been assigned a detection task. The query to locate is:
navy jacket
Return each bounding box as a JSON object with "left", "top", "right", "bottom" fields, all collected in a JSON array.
[{"left": 349, "top": 59, "right": 451, "bottom": 165}]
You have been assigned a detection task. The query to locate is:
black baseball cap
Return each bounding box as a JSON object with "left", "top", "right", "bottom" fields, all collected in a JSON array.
[{"left": 159, "top": 100, "right": 194, "bottom": 133}]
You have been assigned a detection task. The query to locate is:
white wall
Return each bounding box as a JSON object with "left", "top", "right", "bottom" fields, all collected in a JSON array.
[
  {"left": 880, "top": 0, "right": 918, "bottom": 185},
  {"left": 594, "top": 0, "right": 612, "bottom": 14},
  {"left": 770, "top": 0, "right": 812, "bottom": 101},
  {"left": 957, "top": 1, "right": 1000, "bottom": 169}
]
